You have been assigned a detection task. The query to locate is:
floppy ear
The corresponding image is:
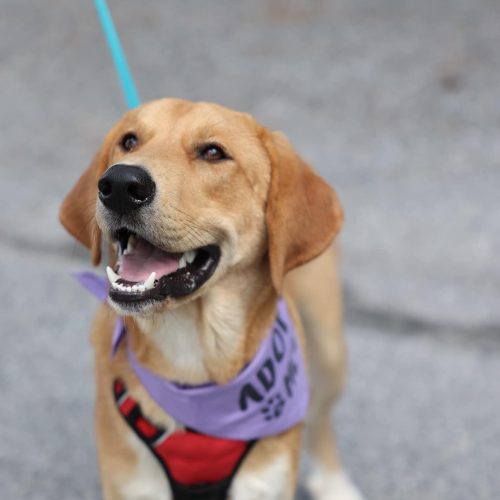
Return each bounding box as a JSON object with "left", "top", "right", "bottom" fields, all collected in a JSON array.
[
  {"left": 59, "top": 133, "right": 114, "bottom": 266},
  {"left": 263, "top": 131, "right": 344, "bottom": 292}
]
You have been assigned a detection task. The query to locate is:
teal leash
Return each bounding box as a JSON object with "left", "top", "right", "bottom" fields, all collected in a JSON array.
[{"left": 93, "top": 0, "right": 141, "bottom": 109}]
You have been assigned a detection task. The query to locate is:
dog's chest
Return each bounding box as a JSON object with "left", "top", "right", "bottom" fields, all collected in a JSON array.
[
  {"left": 136, "top": 304, "right": 208, "bottom": 380},
  {"left": 135, "top": 294, "right": 247, "bottom": 384}
]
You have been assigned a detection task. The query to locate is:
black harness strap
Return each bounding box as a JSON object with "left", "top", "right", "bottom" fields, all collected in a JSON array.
[{"left": 113, "top": 379, "right": 255, "bottom": 500}]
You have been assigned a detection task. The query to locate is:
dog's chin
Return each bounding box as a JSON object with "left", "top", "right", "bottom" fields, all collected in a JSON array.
[
  {"left": 108, "top": 296, "right": 166, "bottom": 317},
  {"left": 105, "top": 227, "right": 221, "bottom": 316}
]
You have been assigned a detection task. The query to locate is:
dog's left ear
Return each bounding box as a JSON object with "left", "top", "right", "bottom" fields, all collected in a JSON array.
[
  {"left": 59, "top": 131, "right": 115, "bottom": 266},
  {"left": 263, "top": 130, "right": 344, "bottom": 292}
]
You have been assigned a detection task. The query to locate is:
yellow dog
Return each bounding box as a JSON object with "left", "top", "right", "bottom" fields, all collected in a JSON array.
[{"left": 60, "top": 98, "right": 362, "bottom": 500}]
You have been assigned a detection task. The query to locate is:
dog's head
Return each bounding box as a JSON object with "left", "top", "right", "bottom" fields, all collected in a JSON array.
[{"left": 60, "top": 99, "right": 343, "bottom": 315}]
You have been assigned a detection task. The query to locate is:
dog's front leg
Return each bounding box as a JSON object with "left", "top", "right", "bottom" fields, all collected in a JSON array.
[
  {"left": 230, "top": 454, "right": 294, "bottom": 500},
  {"left": 99, "top": 429, "right": 173, "bottom": 500},
  {"left": 229, "top": 429, "right": 300, "bottom": 500}
]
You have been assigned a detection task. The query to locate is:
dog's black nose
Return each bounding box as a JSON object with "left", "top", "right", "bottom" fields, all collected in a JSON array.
[{"left": 98, "top": 164, "right": 156, "bottom": 215}]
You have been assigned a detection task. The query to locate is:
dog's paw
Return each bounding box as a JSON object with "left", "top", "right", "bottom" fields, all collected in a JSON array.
[{"left": 305, "top": 467, "right": 364, "bottom": 500}]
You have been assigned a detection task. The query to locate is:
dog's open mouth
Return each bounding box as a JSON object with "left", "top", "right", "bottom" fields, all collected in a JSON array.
[{"left": 106, "top": 228, "right": 220, "bottom": 305}]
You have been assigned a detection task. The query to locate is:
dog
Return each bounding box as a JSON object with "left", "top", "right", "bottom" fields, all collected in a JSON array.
[{"left": 60, "top": 98, "right": 363, "bottom": 500}]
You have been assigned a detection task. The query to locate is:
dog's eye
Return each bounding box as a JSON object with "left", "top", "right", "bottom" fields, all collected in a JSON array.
[
  {"left": 120, "top": 133, "right": 138, "bottom": 152},
  {"left": 198, "top": 143, "right": 230, "bottom": 163}
]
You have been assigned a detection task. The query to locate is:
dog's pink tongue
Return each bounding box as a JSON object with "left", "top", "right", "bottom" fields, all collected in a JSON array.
[{"left": 119, "top": 238, "right": 179, "bottom": 282}]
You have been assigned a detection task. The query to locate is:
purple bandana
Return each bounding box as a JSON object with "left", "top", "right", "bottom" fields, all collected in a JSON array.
[{"left": 75, "top": 272, "right": 309, "bottom": 440}]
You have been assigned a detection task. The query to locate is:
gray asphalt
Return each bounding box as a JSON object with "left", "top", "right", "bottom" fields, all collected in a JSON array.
[{"left": 1, "top": 1, "right": 499, "bottom": 499}]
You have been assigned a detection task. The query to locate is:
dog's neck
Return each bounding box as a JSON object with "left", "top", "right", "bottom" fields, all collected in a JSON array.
[{"left": 132, "top": 267, "right": 277, "bottom": 385}]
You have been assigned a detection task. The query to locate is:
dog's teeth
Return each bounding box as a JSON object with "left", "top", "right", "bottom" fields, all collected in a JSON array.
[
  {"left": 120, "top": 234, "right": 137, "bottom": 256},
  {"left": 144, "top": 272, "right": 156, "bottom": 290},
  {"left": 106, "top": 266, "right": 120, "bottom": 284},
  {"left": 138, "top": 284, "right": 145, "bottom": 292},
  {"left": 131, "top": 285, "right": 138, "bottom": 292},
  {"left": 185, "top": 250, "right": 197, "bottom": 264},
  {"left": 179, "top": 255, "right": 187, "bottom": 269}
]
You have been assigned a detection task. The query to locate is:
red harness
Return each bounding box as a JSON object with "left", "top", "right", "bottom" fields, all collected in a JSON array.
[{"left": 113, "top": 380, "right": 254, "bottom": 500}]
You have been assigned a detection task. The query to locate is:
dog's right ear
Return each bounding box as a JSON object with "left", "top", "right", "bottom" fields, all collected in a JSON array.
[{"left": 59, "top": 132, "right": 115, "bottom": 266}]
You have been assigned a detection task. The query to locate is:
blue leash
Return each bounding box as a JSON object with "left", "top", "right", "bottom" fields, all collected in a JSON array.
[{"left": 93, "top": 0, "right": 140, "bottom": 109}]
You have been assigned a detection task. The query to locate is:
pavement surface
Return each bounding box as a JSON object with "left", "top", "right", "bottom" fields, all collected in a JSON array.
[{"left": 1, "top": 1, "right": 499, "bottom": 499}]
